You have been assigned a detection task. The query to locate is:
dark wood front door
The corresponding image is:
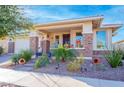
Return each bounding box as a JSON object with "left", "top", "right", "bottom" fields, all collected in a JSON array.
[{"left": 63, "top": 34, "right": 70, "bottom": 45}]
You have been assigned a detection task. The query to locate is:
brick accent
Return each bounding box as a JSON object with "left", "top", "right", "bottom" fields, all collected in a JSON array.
[
  {"left": 30, "top": 37, "right": 38, "bottom": 54},
  {"left": 41, "top": 40, "right": 50, "bottom": 54},
  {"left": 83, "top": 33, "right": 93, "bottom": 57},
  {"left": 8, "top": 42, "right": 15, "bottom": 53}
]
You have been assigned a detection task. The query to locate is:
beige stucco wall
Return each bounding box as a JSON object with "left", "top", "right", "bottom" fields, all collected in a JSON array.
[{"left": 83, "top": 21, "right": 93, "bottom": 33}]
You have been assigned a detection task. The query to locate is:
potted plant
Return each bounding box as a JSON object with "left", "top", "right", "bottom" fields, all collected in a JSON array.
[
  {"left": 92, "top": 58, "right": 100, "bottom": 64},
  {"left": 92, "top": 58, "right": 101, "bottom": 71},
  {"left": 18, "top": 58, "right": 26, "bottom": 65}
]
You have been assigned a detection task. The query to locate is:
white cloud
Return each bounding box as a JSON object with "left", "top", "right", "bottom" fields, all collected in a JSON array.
[{"left": 22, "top": 6, "right": 82, "bottom": 23}]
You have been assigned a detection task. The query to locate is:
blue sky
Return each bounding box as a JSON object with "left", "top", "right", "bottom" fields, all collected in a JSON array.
[{"left": 22, "top": 5, "right": 124, "bottom": 42}]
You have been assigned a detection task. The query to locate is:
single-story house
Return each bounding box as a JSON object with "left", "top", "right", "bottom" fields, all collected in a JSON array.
[
  {"left": 113, "top": 40, "right": 124, "bottom": 50},
  {"left": 1, "top": 15, "right": 122, "bottom": 60}
]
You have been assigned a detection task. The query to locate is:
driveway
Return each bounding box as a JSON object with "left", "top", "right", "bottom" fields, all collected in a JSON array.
[
  {"left": 0, "top": 68, "right": 124, "bottom": 87},
  {"left": 0, "top": 54, "right": 12, "bottom": 63}
]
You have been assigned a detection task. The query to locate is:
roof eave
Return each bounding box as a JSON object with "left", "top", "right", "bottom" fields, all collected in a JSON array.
[{"left": 34, "top": 16, "right": 104, "bottom": 27}]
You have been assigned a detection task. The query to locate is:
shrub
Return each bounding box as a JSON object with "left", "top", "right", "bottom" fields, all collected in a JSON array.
[
  {"left": 67, "top": 60, "right": 81, "bottom": 72},
  {"left": 53, "top": 45, "right": 76, "bottom": 63},
  {"left": 11, "top": 49, "right": 33, "bottom": 64},
  {"left": 0, "top": 46, "right": 3, "bottom": 55},
  {"left": 34, "top": 54, "right": 50, "bottom": 69},
  {"left": 11, "top": 54, "right": 21, "bottom": 64},
  {"left": 77, "top": 54, "right": 84, "bottom": 64},
  {"left": 104, "top": 48, "right": 123, "bottom": 68},
  {"left": 20, "top": 50, "right": 33, "bottom": 62}
]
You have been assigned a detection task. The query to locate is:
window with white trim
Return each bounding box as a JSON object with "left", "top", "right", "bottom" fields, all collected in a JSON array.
[{"left": 96, "top": 31, "right": 107, "bottom": 49}]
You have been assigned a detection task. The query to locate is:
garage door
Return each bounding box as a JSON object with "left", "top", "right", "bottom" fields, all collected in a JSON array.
[{"left": 15, "top": 39, "right": 30, "bottom": 53}]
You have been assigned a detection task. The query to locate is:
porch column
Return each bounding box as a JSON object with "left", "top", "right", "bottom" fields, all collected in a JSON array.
[
  {"left": 29, "top": 31, "right": 39, "bottom": 54},
  {"left": 41, "top": 34, "right": 50, "bottom": 54},
  {"left": 70, "top": 30, "right": 76, "bottom": 47},
  {"left": 82, "top": 21, "right": 93, "bottom": 57}
]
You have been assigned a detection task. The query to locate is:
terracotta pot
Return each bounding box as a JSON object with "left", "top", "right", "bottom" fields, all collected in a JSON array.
[
  {"left": 92, "top": 58, "right": 100, "bottom": 64},
  {"left": 18, "top": 58, "right": 26, "bottom": 65}
]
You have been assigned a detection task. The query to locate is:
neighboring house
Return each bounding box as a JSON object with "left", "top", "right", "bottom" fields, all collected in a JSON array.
[
  {"left": 0, "top": 15, "right": 122, "bottom": 60},
  {"left": 0, "top": 33, "right": 30, "bottom": 54},
  {"left": 113, "top": 40, "right": 124, "bottom": 50}
]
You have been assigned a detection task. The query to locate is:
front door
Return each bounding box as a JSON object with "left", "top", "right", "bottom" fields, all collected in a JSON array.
[
  {"left": 63, "top": 34, "right": 70, "bottom": 46},
  {"left": 54, "top": 35, "right": 60, "bottom": 48}
]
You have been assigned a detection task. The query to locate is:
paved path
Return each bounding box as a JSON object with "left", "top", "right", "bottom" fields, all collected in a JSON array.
[
  {"left": 0, "top": 68, "right": 124, "bottom": 87},
  {"left": 0, "top": 54, "right": 12, "bottom": 63}
]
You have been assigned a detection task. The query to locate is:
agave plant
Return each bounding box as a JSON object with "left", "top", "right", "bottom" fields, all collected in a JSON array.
[
  {"left": 34, "top": 54, "right": 50, "bottom": 69},
  {"left": 104, "top": 47, "right": 123, "bottom": 68}
]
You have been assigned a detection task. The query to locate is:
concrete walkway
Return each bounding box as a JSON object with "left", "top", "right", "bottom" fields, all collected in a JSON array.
[
  {"left": 0, "top": 68, "right": 124, "bottom": 87},
  {"left": 0, "top": 54, "right": 12, "bottom": 63}
]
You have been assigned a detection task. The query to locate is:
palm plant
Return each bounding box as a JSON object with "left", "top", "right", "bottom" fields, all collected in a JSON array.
[
  {"left": 53, "top": 45, "right": 76, "bottom": 62},
  {"left": 53, "top": 45, "right": 76, "bottom": 68}
]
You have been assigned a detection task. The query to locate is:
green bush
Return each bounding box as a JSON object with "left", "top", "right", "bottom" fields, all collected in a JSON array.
[
  {"left": 104, "top": 48, "right": 123, "bottom": 68},
  {"left": 11, "top": 53, "right": 22, "bottom": 64},
  {"left": 34, "top": 54, "right": 50, "bottom": 69},
  {"left": 67, "top": 60, "right": 81, "bottom": 72},
  {"left": 20, "top": 50, "right": 33, "bottom": 62},
  {"left": 11, "top": 49, "right": 33, "bottom": 64},
  {"left": 0, "top": 46, "right": 3, "bottom": 55},
  {"left": 53, "top": 45, "right": 76, "bottom": 63}
]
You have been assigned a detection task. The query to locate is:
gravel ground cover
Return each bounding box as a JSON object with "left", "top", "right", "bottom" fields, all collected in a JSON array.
[{"left": 1, "top": 59, "right": 124, "bottom": 82}]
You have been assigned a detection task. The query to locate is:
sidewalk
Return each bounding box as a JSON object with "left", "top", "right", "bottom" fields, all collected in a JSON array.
[{"left": 0, "top": 68, "right": 123, "bottom": 87}]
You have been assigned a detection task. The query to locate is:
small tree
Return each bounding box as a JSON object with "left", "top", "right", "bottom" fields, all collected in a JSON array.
[{"left": 0, "top": 5, "right": 33, "bottom": 38}]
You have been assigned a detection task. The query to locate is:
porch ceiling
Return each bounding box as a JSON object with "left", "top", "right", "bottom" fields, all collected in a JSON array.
[
  {"left": 38, "top": 26, "right": 82, "bottom": 33},
  {"left": 35, "top": 22, "right": 83, "bottom": 32},
  {"left": 35, "top": 15, "right": 103, "bottom": 32}
]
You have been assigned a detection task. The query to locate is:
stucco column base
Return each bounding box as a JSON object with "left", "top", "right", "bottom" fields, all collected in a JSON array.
[
  {"left": 30, "top": 37, "right": 38, "bottom": 54},
  {"left": 41, "top": 40, "right": 50, "bottom": 54}
]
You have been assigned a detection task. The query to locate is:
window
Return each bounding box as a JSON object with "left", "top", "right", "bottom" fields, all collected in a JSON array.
[
  {"left": 96, "top": 31, "right": 106, "bottom": 49},
  {"left": 75, "top": 32, "right": 83, "bottom": 48},
  {"left": 54, "top": 35, "right": 60, "bottom": 48}
]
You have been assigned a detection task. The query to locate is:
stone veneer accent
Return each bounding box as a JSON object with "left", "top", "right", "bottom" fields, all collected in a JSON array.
[
  {"left": 30, "top": 37, "right": 38, "bottom": 54},
  {"left": 93, "top": 50, "right": 110, "bottom": 62},
  {"left": 8, "top": 42, "right": 15, "bottom": 53},
  {"left": 83, "top": 33, "right": 93, "bottom": 57},
  {"left": 41, "top": 40, "right": 50, "bottom": 54},
  {"left": 93, "top": 50, "right": 110, "bottom": 56}
]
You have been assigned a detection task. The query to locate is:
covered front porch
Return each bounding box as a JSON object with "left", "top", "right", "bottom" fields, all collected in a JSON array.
[
  {"left": 34, "top": 23, "right": 94, "bottom": 58},
  {"left": 41, "top": 27, "right": 84, "bottom": 49},
  {"left": 31, "top": 17, "right": 102, "bottom": 58}
]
